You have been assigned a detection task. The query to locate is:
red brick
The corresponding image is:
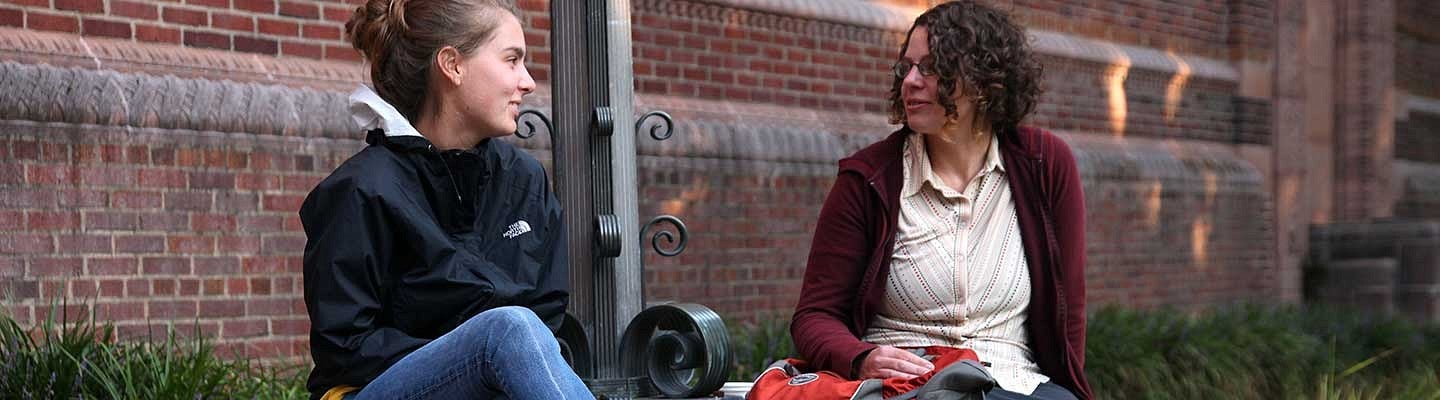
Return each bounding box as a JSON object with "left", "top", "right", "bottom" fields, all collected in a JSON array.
[
  {"left": 241, "top": 256, "right": 287, "bottom": 273},
  {"left": 261, "top": 194, "right": 303, "bottom": 212},
  {"left": 260, "top": 235, "right": 302, "bottom": 255},
  {"left": 216, "top": 192, "right": 258, "bottom": 212},
  {"left": 301, "top": 23, "right": 338, "bottom": 40},
  {"left": 250, "top": 277, "right": 272, "bottom": 294},
  {"left": 138, "top": 212, "right": 189, "bottom": 231},
  {"left": 193, "top": 256, "right": 239, "bottom": 275},
  {"left": 151, "top": 279, "right": 176, "bottom": 295},
  {"left": 56, "top": 234, "right": 112, "bottom": 254},
  {"left": 179, "top": 278, "right": 200, "bottom": 295},
  {"left": 115, "top": 235, "right": 165, "bottom": 253},
  {"left": 235, "top": 0, "right": 275, "bottom": 14},
  {"left": 167, "top": 235, "right": 215, "bottom": 254},
  {"left": 149, "top": 300, "right": 197, "bottom": 319},
  {"left": 0, "top": 8, "right": 21, "bottom": 28},
  {"left": 77, "top": 166, "right": 135, "bottom": 187},
  {"left": 84, "top": 211, "right": 138, "bottom": 231},
  {"left": 20, "top": 164, "right": 71, "bottom": 185},
  {"left": 0, "top": 188, "right": 54, "bottom": 207},
  {"left": 280, "top": 40, "right": 322, "bottom": 59},
  {"left": 233, "top": 35, "right": 278, "bottom": 54},
  {"left": 112, "top": 191, "right": 163, "bottom": 209},
  {"left": 237, "top": 215, "right": 283, "bottom": 232},
  {"left": 137, "top": 168, "right": 187, "bottom": 188},
  {"left": 218, "top": 235, "right": 260, "bottom": 253},
  {"left": 323, "top": 43, "right": 360, "bottom": 62},
  {"left": 203, "top": 278, "right": 225, "bottom": 293},
  {"left": 27, "top": 211, "right": 79, "bottom": 230},
  {"left": 272, "top": 317, "right": 307, "bottom": 335},
  {"left": 223, "top": 319, "right": 269, "bottom": 338},
  {"left": 30, "top": 257, "right": 82, "bottom": 276},
  {"left": 257, "top": 17, "right": 297, "bottom": 36},
  {"left": 188, "top": 171, "right": 236, "bottom": 189},
  {"left": 142, "top": 257, "right": 191, "bottom": 275},
  {"left": 281, "top": 173, "right": 321, "bottom": 191},
  {"left": 97, "top": 280, "right": 125, "bottom": 296},
  {"left": 126, "top": 279, "right": 151, "bottom": 296},
  {"left": 162, "top": 6, "right": 208, "bottom": 27},
  {"left": 57, "top": 189, "right": 109, "bottom": 208},
  {"left": 321, "top": 4, "right": 351, "bottom": 23},
  {"left": 70, "top": 281, "right": 99, "bottom": 297},
  {"left": 55, "top": 0, "right": 103, "bottom": 13},
  {"left": 111, "top": 0, "right": 159, "bottom": 20},
  {"left": 190, "top": 213, "right": 236, "bottom": 232},
  {"left": 165, "top": 191, "right": 212, "bottom": 211},
  {"left": 184, "top": 30, "right": 231, "bottom": 50},
  {"left": 186, "top": 0, "right": 230, "bottom": 8},
  {"left": 0, "top": 211, "right": 22, "bottom": 230},
  {"left": 88, "top": 257, "right": 138, "bottom": 275},
  {"left": 278, "top": 1, "right": 318, "bottom": 18},
  {"left": 246, "top": 298, "right": 298, "bottom": 316},
  {"left": 150, "top": 148, "right": 175, "bottom": 165},
  {"left": 125, "top": 146, "right": 150, "bottom": 164},
  {"left": 199, "top": 299, "right": 245, "bottom": 317},
  {"left": 95, "top": 302, "right": 145, "bottom": 320},
  {"left": 236, "top": 172, "right": 280, "bottom": 190},
  {"left": 226, "top": 278, "right": 248, "bottom": 294},
  {"left": 212, "top": 13, "right": 254, "bottom": 31}
]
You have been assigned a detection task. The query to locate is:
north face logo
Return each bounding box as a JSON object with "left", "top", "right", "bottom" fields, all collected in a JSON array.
[{"left": 502, "top": 220, "right": 531, "bottom": 239}]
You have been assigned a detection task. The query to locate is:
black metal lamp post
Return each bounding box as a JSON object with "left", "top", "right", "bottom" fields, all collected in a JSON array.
[{"left": 516, "top": 1, "right": 731, "bottom": 398}]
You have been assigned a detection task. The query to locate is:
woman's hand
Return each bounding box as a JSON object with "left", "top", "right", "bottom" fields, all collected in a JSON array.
[{"left": 857, "top": 346, "right": 935, "bottom": 379}]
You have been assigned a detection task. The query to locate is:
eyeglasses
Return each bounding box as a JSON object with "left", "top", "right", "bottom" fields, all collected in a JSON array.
[{"left": 892, "top": 58, "right": 937, "bottom": 79}]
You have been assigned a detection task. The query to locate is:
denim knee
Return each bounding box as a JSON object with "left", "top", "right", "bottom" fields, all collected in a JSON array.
[{"left": 461, "top": 306, "right": 547, "bottom": 336}]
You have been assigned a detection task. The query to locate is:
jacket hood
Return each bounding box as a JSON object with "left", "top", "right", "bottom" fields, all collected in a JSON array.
[{"left": 349, "top": 85, "right": 424, "bottom": 139}]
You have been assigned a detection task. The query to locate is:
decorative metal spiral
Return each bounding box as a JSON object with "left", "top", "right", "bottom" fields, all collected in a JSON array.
[
  {"left": 595, "top": 214, "right": 622, "bottom": 258},
  {"left": 556, "top": 312, "right": 593, "bottom": 379},
  {"left": 635, "top": 111, "right": 675, "bottom": 141},
  {"left": 619, "top": 303, "right": 732, "bottom": 398},
  {"left": 641, "top": 215, "right": 688, "bottom": 257},
  {"left": 514, "top": 109, "right": 552, "bottom": 139}
]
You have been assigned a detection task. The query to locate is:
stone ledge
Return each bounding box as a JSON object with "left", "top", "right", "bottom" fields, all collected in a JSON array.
[
  {"left": 693, "top": 0, "right": 1236, "bottom": 82},
  {"left": 0, "top": 27, "right": 364, "bottom": 91},
  {"left": 0, "top": 60, "right": 1265, "bottom": 191}
]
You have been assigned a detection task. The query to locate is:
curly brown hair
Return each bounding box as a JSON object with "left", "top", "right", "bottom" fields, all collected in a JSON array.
[{"left": 888, "top": 1, "right": 1043, "bottom": 134}]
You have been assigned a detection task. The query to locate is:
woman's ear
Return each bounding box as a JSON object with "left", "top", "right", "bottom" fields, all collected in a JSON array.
[{"left": 434, "top": 46, "right": 464, "bottom": 86}]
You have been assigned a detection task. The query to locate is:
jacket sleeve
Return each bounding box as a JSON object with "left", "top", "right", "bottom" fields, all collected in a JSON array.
[
  {"left": 1047, "top": 133, "right": 1091, "bottom": 398},
  {"left": 528, "top": 178, "right": 569, "bottom": 333},
  {"left": 790, "top": 170, "right": 878, "bottom": 379},
  {"left": 301, "top": 178, "right": 430, "bottom": 385}
]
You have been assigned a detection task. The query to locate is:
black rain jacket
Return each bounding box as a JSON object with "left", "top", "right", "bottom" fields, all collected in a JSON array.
[{"left": 299, "top": 129, "right": 568, "bottom": 398}]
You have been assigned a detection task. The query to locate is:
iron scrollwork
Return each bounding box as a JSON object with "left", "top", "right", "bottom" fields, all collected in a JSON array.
[
  {"left": 619, "top": 303, "right": 732, "bottom": 398},
  {"left": 635, "top": 110, "right": 675, "bottom": 141},
  {"left": 514, "top": 109, "right": 552, "bottom": 139},
  {"left": 641, "top": 215, "right": 688, "bottom": 257}
]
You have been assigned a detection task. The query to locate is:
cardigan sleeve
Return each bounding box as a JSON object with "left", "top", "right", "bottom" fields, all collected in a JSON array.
[
  {"left": 1047, "top": 132, "right": 1092, "bottom": 399},
  {"left": 790, "top": 170, "right": 880, "bottom": 379}
]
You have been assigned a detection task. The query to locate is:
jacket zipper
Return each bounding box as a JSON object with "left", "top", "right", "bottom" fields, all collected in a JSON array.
[{"left": 429, "top": 144, "right": 464, "bottom": 203}]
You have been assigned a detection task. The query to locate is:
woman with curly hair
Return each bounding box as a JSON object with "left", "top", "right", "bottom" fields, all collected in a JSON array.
[{"left": 785, "top": 1, "right": 1091, "bottom": 399}]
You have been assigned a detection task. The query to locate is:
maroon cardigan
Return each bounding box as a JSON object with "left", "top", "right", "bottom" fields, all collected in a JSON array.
[{"left": 790, "top": 127, "right": 1092, "bottom": 399}]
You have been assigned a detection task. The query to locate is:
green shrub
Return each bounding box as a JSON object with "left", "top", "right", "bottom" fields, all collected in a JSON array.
[
  {"left": 0, "top": 302, "right": 306, "bottom": 400},
  {"left": 726, "top": 313, "right": 795, "bottom": 382}
]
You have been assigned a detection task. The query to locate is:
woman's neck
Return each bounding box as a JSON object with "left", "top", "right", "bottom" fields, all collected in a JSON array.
[
  {"left": 923, "top": 122, "right": 992, "bottom": 190},
  {"left": 414, "top": 100, "right": 479, "bottom": 150}
]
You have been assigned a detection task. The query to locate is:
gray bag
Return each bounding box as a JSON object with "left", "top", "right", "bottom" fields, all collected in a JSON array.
[{"left": 887, "top": 359, "right": 998, "bottom": 400}]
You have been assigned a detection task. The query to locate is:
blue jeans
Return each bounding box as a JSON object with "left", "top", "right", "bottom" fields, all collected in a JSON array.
[
  {"left": 352, "top": 306, "right": 593, "bottom": 400},
  {"left": 986, "top": 382, "right": 1078, "bottom": 400}
]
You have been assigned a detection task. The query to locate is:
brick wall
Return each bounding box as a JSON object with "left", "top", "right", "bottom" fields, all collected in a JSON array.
[{"left": 0, "top": 0, "right": 1294, "bottom": 361}]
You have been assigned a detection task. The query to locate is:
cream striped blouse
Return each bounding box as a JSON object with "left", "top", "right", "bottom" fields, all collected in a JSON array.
[{"left": 861, "top": 133, "right": 1048, "bottom": 395}]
